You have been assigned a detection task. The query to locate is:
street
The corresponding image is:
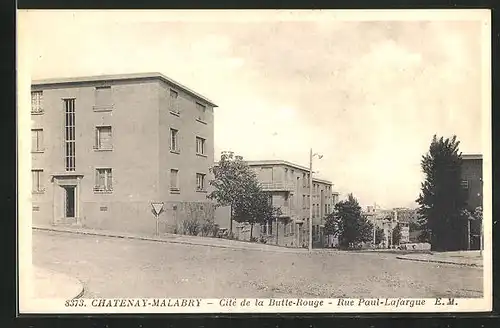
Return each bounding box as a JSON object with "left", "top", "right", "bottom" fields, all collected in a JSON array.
[{"left": 32, "top": 230, "right": 483, "bottom": 299}]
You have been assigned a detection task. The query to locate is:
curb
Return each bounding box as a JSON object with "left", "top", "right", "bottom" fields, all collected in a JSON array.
[
  {"left": 395, "top": 256, "right": 483, "bottom": 268},
  {"left": 73, "top": 279, "right": 85, "bottom": 300},
  {"left": 33, "top": 226, "right": 308, "bottom": 254}
]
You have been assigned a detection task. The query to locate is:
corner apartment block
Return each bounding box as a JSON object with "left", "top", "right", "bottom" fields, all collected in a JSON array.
[
  {"left": 30, "top": 72, "right": 217, "bottom": 234},
  {"left": 215, "top": 160, "right": 339, "bottom": 248}
]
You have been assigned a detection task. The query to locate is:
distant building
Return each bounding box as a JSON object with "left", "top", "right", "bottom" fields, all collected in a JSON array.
[
  {"left": 363, "top": 205, "right": 414, "bottom": 246},
  {"left": 30, "top": 72, "right": 217, "bottom": 234}
]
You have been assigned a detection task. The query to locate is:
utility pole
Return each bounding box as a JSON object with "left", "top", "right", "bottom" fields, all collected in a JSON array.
[
  {"left": 308, "top": 148, "right": 322, "bottom": 252},
  {"left": 309, "top": 148, "right": 313, "bottom": 252},
  {"left": 467, "top": 216, "right": 471, "bottom": 251}
]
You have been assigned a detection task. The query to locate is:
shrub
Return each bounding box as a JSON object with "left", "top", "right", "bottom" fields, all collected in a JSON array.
[
  {"left": 182, "top": 216, "right": 200, "bottom": 236},
  {"left": 201, "top": 218, "right": 219, "bottom": 237}
]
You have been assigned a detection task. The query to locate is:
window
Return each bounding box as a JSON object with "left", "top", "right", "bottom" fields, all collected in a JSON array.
[
  {"left": 196, "top": 137, "right": 206, "bottom": 155},
  {"left": 95, "top": 168, "right": 112, "bottom": 192},
  {"left": 31, "top": 91, "right": 43, "bottom": 114},
  {"left": 307, "top": 195, "right": 310, "bottom": 209},
  {"left": 170, "top": 89, "right": 179, "bottom": 114},
  {"left": 307, "top": 174, "right": 310, "bottom": 187},
  {"left": 302, "top": 173, "right": 306, "bottom": 187},
  {"left": 32, "top": 169, "right": 44, "bottom": 193},
  {"left": 196, "top": 173, "right": 206, "bottom": 191},
  {"left": 170, "top": 128, "right": 179, "bottom": 152},
  {"left": 95, "top": 86, "right": 112, "bottom": 108},
  {"left": 262, "top": 220, "right": 273, "bottom": 235},
  {"left": 64, "top": 99, "right": 76, "bottom": 171},
  {"left": 95, "top": 126, "right": 112, "bottom": 150},
  {"left": 170, "top": 169, "right": 179, "bottom": 191},
  {"left": 261, "top": 222, "right": 273, "bottom": 235},
  {"left": 302, "top": 195, "right": 306, "bottom": 209},
  {"left": 31, "top": 129, "right": 44, "bottom": 152},
  {"left": 196, "top": 102, "right": 206, "bottom": 122},
  {"left": 461, "top": 180, "right": 469, "bottom": 189},
  {"left": 325, "top": 204, "right": 328, "bottom": 214}
]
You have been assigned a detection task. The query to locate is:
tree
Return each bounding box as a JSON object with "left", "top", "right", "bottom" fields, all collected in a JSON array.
[
  {"left": 416, "top": 135, "right": 468, "bottom": 251},
  {"left": 325, "top": 193, "right": 373, "bottom": 249},
  {"left": 375, "top": 227, "right": 385, "bottom": 245},
  {"left": 208, "top": 152, "right": 282, "bottom": 239},
  {"left": 392, "top": 224, "right": 402, "bottom": 246},
  {"left": 208, "top": 151, "right": 262, "bottom": 236},
  {"left": 233, "top": 184, "right": 282, "bottom": 240}
]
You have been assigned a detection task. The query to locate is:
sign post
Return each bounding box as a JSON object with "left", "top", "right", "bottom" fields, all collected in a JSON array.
[{"left": 151, "top": 202, "right": 164, "bottom": 236}]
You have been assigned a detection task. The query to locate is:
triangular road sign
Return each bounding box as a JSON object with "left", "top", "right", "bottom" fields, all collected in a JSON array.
[{"left": 151, "top": 202, "right": 164, "bottom": 216}]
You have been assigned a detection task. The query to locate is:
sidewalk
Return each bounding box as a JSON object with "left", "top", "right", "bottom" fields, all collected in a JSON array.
[
  {"left": 33, "top": 225, "right": 310, "bottom": 254},
  {"left": 34, "top": 266, "right": 84, "bottom": 299},
  {"left": 396, "top": 251, "right": 483, "bottom": 267}
]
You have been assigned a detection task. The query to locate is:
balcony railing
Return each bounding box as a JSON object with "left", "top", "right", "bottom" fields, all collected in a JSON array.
[{"left": 260, "top": 181, "right": 295, "bottom": 192}]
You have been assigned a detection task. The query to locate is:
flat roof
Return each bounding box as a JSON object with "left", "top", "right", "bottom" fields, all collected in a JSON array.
[
  {"left": 243, "top": 160, "right": 333, "bottom": 185},
  {"left": 32, "top": 72, "right": 217, "bottom": 107},
  {"left": 462, "top": 154, "right": 482, "bottom": 160}
]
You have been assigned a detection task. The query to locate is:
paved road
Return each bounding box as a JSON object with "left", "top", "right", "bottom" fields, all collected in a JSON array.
[{"left": 32, "top": 230, "right": 483, "bottom": 299}]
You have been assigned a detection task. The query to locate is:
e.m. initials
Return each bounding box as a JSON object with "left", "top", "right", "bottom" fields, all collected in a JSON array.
[{"left": 435, "top": 298, "right": 456, "bottom": 306}]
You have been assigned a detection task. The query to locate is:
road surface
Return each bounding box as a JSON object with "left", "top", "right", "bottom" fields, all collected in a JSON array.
[{"left": 32, "top": 230, "right": 483, "bottom": 299}]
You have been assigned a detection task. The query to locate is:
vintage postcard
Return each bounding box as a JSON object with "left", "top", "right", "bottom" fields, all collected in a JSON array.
[{"left": 17, "top": 9, "right": 492, "bottom": 314}]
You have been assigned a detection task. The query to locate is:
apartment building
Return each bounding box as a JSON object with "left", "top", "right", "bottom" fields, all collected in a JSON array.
[
  {"left": 245, "top": 160, "right": 335, "bottom": 248},
  {"left": 461, "top": 154, "right": 483, "bottom": 211},
  {"left": 461, "top": 154, "right": 483, "bottom": 250},
  {"left": 30, "top": 72, "right": 216, "bottom": 235}
]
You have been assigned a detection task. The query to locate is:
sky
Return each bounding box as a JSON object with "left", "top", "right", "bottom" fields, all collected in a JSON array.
[{"left": 19, "top": 10, "right": 489, "bottom": 209}]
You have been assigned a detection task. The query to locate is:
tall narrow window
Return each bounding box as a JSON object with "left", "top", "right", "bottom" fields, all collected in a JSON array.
[
  {"left": 170, "top": 89, "right": 179, "bottom": 114},
  {"left": 196, "top": 173, "right": 205, "bottom": 191},
  {"left": 64, "top": 99, "right": 76, "bottom": 171},
  {"left": 170, "top": 128, "right": 179, "bottom": 152},
  {"left": 302, "top": 173, "right": 306, "bottom": 187},
  {"left": 32, "top": 169, "right": 44, "bottom": 193},
  {"left": 95, "top": 86, "right": 112, "bottom": 108},
  {"left": 196, "top": 137, "right": 205, "bottom": 155},
  {"left": 31, "top": 91, "right": 43, "bottom": 114},
  {"left": 95, "top": 168, "right": 113, "bottom": 192},
  {"left": 302, "top": 195, "right": 306, "bottom": 209},
  {"left": 170, "top": 169, "right": 179, "bottom": 191},
  {"left": 196, "top": 102, "right": 206, "bottom": 122},
  {"left": 461, "top": 180, "right": 469, "bottom": 189},
  {"left": 31, "top": 129, "right": 44, "bottom": 152},
  {"left": 95, "top": 126, "right": 112, "bottom": 150}
]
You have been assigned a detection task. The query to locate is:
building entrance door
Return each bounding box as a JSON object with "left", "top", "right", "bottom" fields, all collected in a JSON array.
[{"left": 64, "top": 185, "right": 76, "bottom": 218}]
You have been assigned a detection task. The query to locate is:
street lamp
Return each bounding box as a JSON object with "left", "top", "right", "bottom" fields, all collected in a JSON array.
[{"left": 309, "top": 148, "right": 323, "bottom": 252}]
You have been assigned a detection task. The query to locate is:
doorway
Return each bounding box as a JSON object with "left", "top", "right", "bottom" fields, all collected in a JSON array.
[{"left": 64, "top": 185, "right": 76, "bottom": 218}]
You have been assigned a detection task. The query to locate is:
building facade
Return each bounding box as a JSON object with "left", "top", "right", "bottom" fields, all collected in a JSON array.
[
  {"left": 363, "top": 205, "right": 412, "bottom": 247},
  {"left": 246, "top": 160, "right": 336, "bottom": 248},
  {"left": 461, "top": 154, "right": 483, "bottom": 250},
  {"left": 30, "top": 72, "right": 217, "bottom": 235},
  {"left": 461, "top": 154, "right": 483, "bottom": 211}
]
